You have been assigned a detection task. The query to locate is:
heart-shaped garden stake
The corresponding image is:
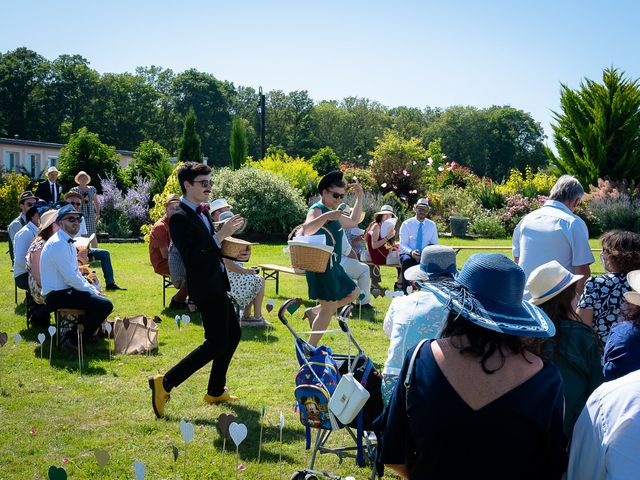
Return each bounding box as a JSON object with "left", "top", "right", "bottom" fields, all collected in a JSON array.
[
  {"left": 229, "top": 422, "right": 248, "bottom": 479},
  {"left": 406, "top": 285, "right": 413, "bottom": 294},
  {"left": 384, "top": 290, "right": 393, "bottom": 299},
  {"left": 47, "top": 466, "right": 67, "bottom": 480},
  {"left": 0, "top": 332, "right": 8, "bottom": 347},
  {"left": 47, "top": 326, "right": 57, "bottom": 362},
  {"left": 175, "top": 315, "right": 181, "bottom": 329},
  {"left": 181, "top": 314, "right": 191, "bottom": 326},
  {"left": 134, "top": 460, "right": 145, "bottom": 480},
  {"left": 13, "top": 333, "right": 21, "bottom": 345},
  {"left": 172, "top": 445, "right": 179, "bottom": 480},
  {"left": 48, "top": 326, "right": 57, "bottom": 337},
  {"left": 265, "top": 300, "right": 275, "bottom": 313},
  {"left": 94, "top": 449, "right": 110, "bottom": 468},
  {"left": 179, "top": 420, "right": 194, "bottom": 477},
  {"left": 217, "top": 413, "right": 238, "bottom": 438},
  {"left": 286, "top": 301, "right": 300, "bottom": 315},
  {"left": 37, "top": 333, "right": 46, "bottom": 358}
]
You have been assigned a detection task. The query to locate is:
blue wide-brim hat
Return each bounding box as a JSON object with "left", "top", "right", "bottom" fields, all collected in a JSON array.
[{"left": 420, "top": 253, "right": 555, "bottom": 338}]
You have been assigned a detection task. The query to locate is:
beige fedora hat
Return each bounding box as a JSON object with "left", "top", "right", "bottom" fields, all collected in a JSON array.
[
  {"left": 624, "top": 270, "right": 640, "bottom": 306},
  {"left": 74, "top": 171, "right": 91, "bottom": 184},
  {"left": 527, "top": 260, "right": 583, "bottom": 305},
  {"left": 38, "top": 209, "right": 58, "bottom": 232},
  {"left": 374, "top": 205, "right": 395, "bottom": 217}
]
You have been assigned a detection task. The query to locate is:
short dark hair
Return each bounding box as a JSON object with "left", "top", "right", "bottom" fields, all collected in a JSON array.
[
  {"left": 600, "top": 230, "right": 640, "bottom": 275},
  {"left": 439, "top": 311, "right": 538, "bottom": 374},
  {"left": 177, "top": 162, "right": 211, "bottom": 194}
]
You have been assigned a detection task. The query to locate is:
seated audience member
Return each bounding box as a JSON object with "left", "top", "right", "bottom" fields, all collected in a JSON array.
[
  {"left": 215, "top": 211, "right": 267, "bottom": 327},
  {"left": 75, "top": 238, "right": 102, "bottom": 292},
  {"left": 381, "top": 245, "right": 456, "bottom": 405},
  {"left": 40, "top": 204, "right": 113, "bottom": 351},
  {"left": 209, "top": 198, "right": 231, "bottom": 221},
  {"left": 378, "top": 254, "right": 565, "bottom": 480},
  {"left": 64, "top": 191, "right": 126, "bottom": 291},
  {"left": 8, "top": 191, "right": 38, "bottom": 262},
  {"left": 578, "top": 230, "right": 640, "bottom": 343},
  {"left": 399, "top": 197, "right": 439, "bottom": 293},
  {"left": 340, "top": 225, "right": 373, "bottom": 311},
  {"left": 149, "top": 194, "right": 189, "bottom": 309},
  {"left": 366, "top": 205, "right": 400, "bottom": 290},
  {"left": 341, "top": 204, "right": 368, "bottom": 259},
  {"left": 25, "top": 209, "right": 58, "bottom": 326},
  {"left": 527, "top": 260, "right": 604, "bottom": 437},
  {"left": 568, "top": 369, "right": 640, "bottom": 479},
  {"left": 602, "top": 270, "right": 640, "bottom": 381}
]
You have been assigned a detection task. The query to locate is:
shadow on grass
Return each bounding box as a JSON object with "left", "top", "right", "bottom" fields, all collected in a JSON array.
[{"left": 161, "top": 308, "right": 203, "bottom": 326}]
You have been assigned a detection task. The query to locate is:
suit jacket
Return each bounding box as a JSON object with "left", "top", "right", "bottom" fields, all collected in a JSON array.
[
  {"left": 35, "top": 180, "right": 62, "bottom": 203},
  {"left": 169, "top": 202, "right": 230, "bottom": 304}
]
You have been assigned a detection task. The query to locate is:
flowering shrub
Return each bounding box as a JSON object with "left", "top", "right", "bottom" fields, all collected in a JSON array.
[
  {"left": 469, "top": 179, "right": 506, "bottom": 210},
  {"left": 341, "top": 164, "right": 378, "bottom": 193},
  {"left": 469, "top": 213, "right": 507, "bottom": 238},
  {"left": 588, "top": 193, "right": 640, "bottom": 234},
  {"left": 429, "top": 186, "right": 483, "bottom": 233},
  {"left": 98, "top": 174, "right": 151, "bottom": 237},
  {"left": 435, "top": 162, "right": 481, "bottom": 189},
  {"left": 496, "top": 167, "right": 556, "bottom": 197},
  {"left": 250, "top": 153, "right": 319, "bottom": 198},
  {"left": 498, "top": 194, "right": 547, "bottom": 232},
  {"left": 586, "top": 178, "right": 640, "bottom": 202}
]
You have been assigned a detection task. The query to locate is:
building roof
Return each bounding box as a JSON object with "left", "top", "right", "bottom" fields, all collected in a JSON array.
[{"left": 0, "top": 137, "right": 134, "bottom": 156}]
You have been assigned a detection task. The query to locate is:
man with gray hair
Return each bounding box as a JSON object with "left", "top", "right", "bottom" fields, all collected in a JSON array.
[{"left": 512, "top": 174, "right": 593, "bottom": 297}]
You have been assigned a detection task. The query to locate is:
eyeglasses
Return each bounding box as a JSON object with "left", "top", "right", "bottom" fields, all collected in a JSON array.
[
  {"left": 64, "top": 216, "right": 81, "bottom": 223},
  {"left": 328, "top": 190, "right": 345, "bottom": 199},
  {"left": 192, "top": 180, "right": 213, "bottom": 188}
]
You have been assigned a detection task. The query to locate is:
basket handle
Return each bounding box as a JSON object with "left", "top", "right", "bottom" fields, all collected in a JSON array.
[{"left": 319, "top": 225, "right": 336, "bottom": 247}]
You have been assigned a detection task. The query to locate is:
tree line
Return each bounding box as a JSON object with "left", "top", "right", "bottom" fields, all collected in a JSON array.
[{"left": 0, "top": 47, "right": 548, "bottom": 179}]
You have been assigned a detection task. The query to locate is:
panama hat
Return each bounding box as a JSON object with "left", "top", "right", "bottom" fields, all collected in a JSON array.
[
  {"left": 38, "top": 209, "right": 58, "bottom": 232},
  {"left": 74, "top": 171, "right": 91, "bottom": 184},
  {"left": 415, "top": 198, "right": 430, "bottom": 208},
  {"left": 404, "top": 245, "right": 457, "bottom": 282},
  {"left": 47, "top": 166, "right": 60, "bottom": 175},
  {"left": 338, "top": 203, "right": 365, "bottom": 224},
  {"left": 19, "top": 191, "right": 37, "bottom": 204},
  {"left": 527, "top": 261, "right": 583, "bottom": 306},
  {"left": 210, "top": 198, "right": 230, "bottom": 213},
  {"left": 420, "top": 253, "right": 555, "bottom": 338},
  {"left": 164, "top": 194, "right": 181, "bottom": 208},
  {"left": 374, "top": 205, "right": 396, "bottom": 217},
  {"left": 624, "top": 270, "right": 640, "bottom": 306}
]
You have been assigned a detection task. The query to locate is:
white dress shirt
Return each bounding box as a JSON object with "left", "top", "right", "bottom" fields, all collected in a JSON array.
[
  {"left": 13, "top": 222, "right": 38, "bottom": 277},
  {"left": 40, "top": 229, "right": 100, "bottom": 296},
  {"left": 398, "top": 217, "right": 439, "bottom": 255},
  {"left": 568, "top": 369, "right": 640, "bottom": 480}
]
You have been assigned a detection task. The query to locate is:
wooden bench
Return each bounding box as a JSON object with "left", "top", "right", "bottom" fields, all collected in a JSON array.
[
  {"left": 258, "top": 264, "right": 303, "bottom": 295},
  {"left": 449, "top": 246, "right": 603, "bottom": 254}
]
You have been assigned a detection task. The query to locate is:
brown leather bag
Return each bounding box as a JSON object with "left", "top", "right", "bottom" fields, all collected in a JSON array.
[{"left": 113, "top": 315, "right": 158, "bottom": 354}]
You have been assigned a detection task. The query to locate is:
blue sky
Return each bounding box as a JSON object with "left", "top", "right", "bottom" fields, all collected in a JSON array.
[{"left": 3, "top": 0, "right": 639, "bottom": 144}]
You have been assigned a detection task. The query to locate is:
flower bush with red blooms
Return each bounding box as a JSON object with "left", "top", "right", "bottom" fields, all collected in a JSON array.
[
  {"left": 499, "top": 194, "right": 547, "bottom": 232},
  {"left": 435, "top": 161, "right": 480, "bottom": 189}
]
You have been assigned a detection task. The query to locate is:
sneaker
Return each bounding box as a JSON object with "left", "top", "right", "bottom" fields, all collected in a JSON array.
[
  {"left": 106, "top": 283, "right": 127, "bottom": 291},
  {"left": 148, "top": 374, "right": 170, "bottom": 418},
  {"left": 203, "top": 389, "right": 238, "bottom": 404}
]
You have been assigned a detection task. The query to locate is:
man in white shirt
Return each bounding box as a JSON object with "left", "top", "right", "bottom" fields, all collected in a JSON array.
[
  {"left": 40, "top": 204, "right": 113, "bottom": 350},
  {"left": 398, "top": 198, "right": 439, "bottom": 293},
  {"left": 568, "top": 369, "right": 640, "bottom": 480},
  {"left": 340, "top": 228, "right": 373, "bottom": 310},
  {"left": 8, "top": 191, "right": 38, "bottom": 263},
  {"left": 512, "top": 175, "right": 593, "bottom": 297}
]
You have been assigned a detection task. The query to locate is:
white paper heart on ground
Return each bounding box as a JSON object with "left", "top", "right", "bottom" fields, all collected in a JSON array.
[
  {"left": 181, "top": 314, "right": 190, "bottom": 326},
  {"left": 394, "top": 291, "right": 404, "bottom": 298},
  {"left": 174, "top": 315, "right": 181, "bottom": 327},
  {"left": 48, "top": 326, "right": 57, "bottom": 337},
  {"left": 279, "top": 411, "right": 285, "bottom": 430},
  {"left": 406, "top": 285, "right": 413, "bottom": 294},
  {"left": 265, "top": 299, "right": 275, "bottom": 313},
  {"left": 179, "top": 420, "right": 194, "bottom": 443},
  {"left": 134, "top": 460, "right": 145, "bottom": 480},
  {"left": 37, "top": 333, "right": 46, "bottom": 344},
  {"left": 384, "top": 290, "right": 393, "bottom": 298},
  {"left": 229, "top": 422, "right": 247, "bottom": 446},
  {"left": 13, "top": 333, "right": 22, "bottom": 344}
]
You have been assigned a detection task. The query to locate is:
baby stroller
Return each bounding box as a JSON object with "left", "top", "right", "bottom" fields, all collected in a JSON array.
[{"left": 278, "top": 298, "right": 384, "bottom": 480}]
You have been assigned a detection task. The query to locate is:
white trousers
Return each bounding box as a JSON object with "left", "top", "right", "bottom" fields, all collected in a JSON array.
[{"left": 340, "top": 257, "right": 371, "bottom": 305}]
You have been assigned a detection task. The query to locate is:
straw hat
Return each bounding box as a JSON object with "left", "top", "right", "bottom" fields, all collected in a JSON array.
[
  {"left": 164, "top": 194, "right": 181, "bottom": 208},
  {"left": 74, "top": 171, "right": 91, "bottom": 184},
  {"left": 374, "top": 205, "right": 396, "bottom": 217},
  {"left": 47, "top": 166, "right": 60, "bottom": 175},
  {"left": 527, "top": 261, "right": 584, "bottom": 306},
  {"left": 210, "top": 198, "right": 230, "bottom": 213},
  {"left": 415, "top": 198, "right": 430, "bottom": 208},
  {"left": 624, "top": 270, "right": 640, "bottom": 306},
  {"left": 421, "top": 253, "right": 555, "bottom": 338},
  {"left": 404, "top": 245, "right": 457, "bottom": 282},
  {"left": 38, "top": 210, "right": 58, "bottom": 232}
]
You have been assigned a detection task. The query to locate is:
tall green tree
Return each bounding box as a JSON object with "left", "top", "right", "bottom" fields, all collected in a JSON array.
[
  {"left": 57, "top": 127, "right": 121, "bottom": 191},
  {"left": 547, "top": 67, "right": 640, "bottom": 186},
  {"left": 229, "top": 117, "right": 248, "bottom": 170},
  {"left": 178, "top": 107, "right": 202, "bottom": 163}
]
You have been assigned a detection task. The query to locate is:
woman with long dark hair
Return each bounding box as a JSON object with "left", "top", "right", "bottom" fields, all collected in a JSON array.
[
  {"left": 366, "top": 205, "right": 401, "bottom": 290},
  {"left": 378, "top": 254, "right": 566, "bottom": 479},
  {"left": 527, "top": 260, "right": 603, "bottom": 437}
]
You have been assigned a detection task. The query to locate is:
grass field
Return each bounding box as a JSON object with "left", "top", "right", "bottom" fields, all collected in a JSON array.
[{"left": 0, "top": 238, "right": 604, "bottom": 479}]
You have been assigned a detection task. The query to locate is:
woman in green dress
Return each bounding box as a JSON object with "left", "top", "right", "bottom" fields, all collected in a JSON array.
[{"left": 303, "top": 170, "right": 364, "bottom": 346}]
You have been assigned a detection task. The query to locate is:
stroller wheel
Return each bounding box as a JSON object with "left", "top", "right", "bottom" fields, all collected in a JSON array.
[{"left": 289, "top": 471, "right": 306, "bottom": 480}]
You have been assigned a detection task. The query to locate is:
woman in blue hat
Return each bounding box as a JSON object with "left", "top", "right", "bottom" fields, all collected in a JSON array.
[
  {"left": 301, "top": 170, "right": 364, "bottom": 346},
  {"left": 378, "top": 253, "right": 566, "bottom": 480}
]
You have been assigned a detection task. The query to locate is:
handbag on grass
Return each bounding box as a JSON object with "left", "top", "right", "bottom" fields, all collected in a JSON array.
[
  {"left": 113, "top": 315, "right": 158, "bottom": 354},
  {"left": 385, "top": 249, "right": 401, "bottom": 266}
]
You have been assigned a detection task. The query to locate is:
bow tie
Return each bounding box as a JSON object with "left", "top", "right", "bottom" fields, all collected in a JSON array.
[
  {"left": 196, "top": 203, "right": 209, "bottom": 214},
  {"left": 68, "top": 238, "right": 76, "bottom": 244}
]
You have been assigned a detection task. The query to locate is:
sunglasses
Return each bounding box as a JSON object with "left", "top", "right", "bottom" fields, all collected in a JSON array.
[
  {"left": 193, "top": 180, "right": 213, "bottom": 188},
  {"left": 64, "top": 216, "right": 81, "bottom": 223},
  {"left": 328, "top": 190, "right": 345, "bottom": 199}
]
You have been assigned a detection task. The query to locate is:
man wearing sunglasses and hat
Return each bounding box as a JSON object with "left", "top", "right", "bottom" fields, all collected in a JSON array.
[{"left": 40, "top": 204, "right": 114, "bottom": 351}]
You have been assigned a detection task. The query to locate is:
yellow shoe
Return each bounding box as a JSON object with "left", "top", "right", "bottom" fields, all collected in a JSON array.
[
  {"left": 148, "top": 374, "right": 170, "bottom": 418},
  {"left": 203, "top": 390, "right": 238, "bottom": 404}
]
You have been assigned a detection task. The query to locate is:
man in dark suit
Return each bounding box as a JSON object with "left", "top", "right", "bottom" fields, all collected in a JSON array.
[
  {"left": 35, "top": 166, "right": 63, "bottom": 203},
  {"left": 148, "top": 162, "right": 245, "bottom": 418}
]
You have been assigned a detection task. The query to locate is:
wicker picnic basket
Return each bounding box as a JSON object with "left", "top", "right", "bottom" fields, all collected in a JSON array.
[
  {"left": 287, "top": 225, "right": 335, "bottom": 273},
  {"left": 221, "top": 237, "right": 252, "bottom": 260}
]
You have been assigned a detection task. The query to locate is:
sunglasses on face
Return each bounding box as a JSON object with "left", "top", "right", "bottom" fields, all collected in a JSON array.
[
  {"left": 328, "top": 190, "right": 345, "bottom": 199},
  {"left": 193, "top": 180, "right": 213, "bottom": 188},
  {"left": 64, "top": 216, "right": 81, "bottom": 223}
]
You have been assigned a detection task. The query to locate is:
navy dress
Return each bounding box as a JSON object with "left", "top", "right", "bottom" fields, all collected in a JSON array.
[{"left": 380, "top": 341, "right": 567, "bottom": 479}]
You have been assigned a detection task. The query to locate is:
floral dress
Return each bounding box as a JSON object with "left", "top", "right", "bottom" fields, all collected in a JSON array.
[
  {"left": 26, "top": 239, "right": 46, "bottom": 305},
  {"left": 71, "top": 185, "right": 98, "bottom": 234},
  {"left": 578, "top": 272, "right": 631, "bottom": 344},
  {"left": 228, "top": 263, "right": 264, "bottom": 309}
]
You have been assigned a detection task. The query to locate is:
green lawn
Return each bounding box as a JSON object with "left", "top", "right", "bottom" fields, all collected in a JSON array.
[{"left": 0, "top": 238, "right": 604, "bottom": 479}]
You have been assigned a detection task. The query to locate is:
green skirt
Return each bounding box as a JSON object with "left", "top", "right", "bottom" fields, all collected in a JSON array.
[{"left": 306, "top": 260, "right": 357, "bottom": 302}]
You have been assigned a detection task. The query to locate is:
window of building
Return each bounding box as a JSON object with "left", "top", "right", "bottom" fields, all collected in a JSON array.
[
  {"left": 3, "top": 151, "right": 20, "bottom": 172},
  {"left": 27, "top": 153, "right": 41, "bottom": 178},
  {"left": 47, "top": 156, "right": 58, "bottom": 168}
]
